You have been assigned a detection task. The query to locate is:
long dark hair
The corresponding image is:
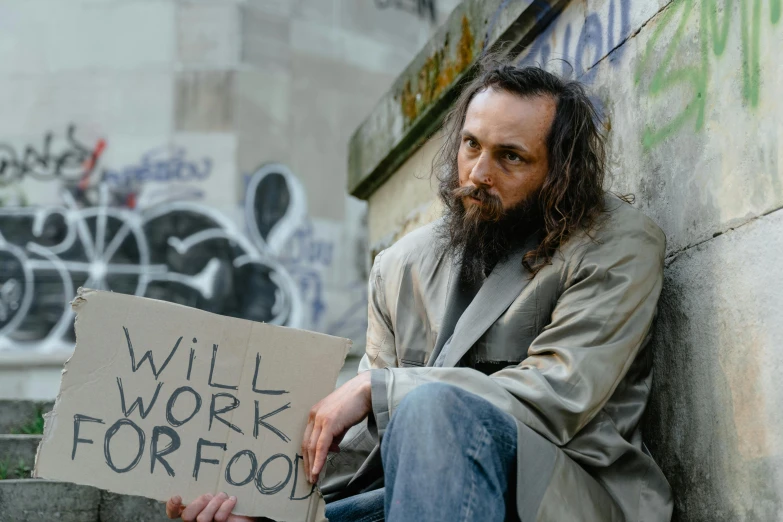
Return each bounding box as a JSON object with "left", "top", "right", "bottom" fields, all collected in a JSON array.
[{"left": 434, "top": 60, "right": 607, "bottom": 275}]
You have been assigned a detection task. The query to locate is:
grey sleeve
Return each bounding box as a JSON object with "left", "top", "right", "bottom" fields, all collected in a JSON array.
[
  {"left": 367, "top": 368, "right": 391, "bottom": 439},
  {"left": 360, "top": 251, "right": 396, "bottom": 439}
]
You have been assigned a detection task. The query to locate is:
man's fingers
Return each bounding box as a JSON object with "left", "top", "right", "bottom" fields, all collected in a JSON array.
[
  {"left": 306, "top": 424, "right": 322, "bottom": 483},
  {"left": 214, "top": 495, "right": 237, "bottom": 522},
  {"left": 181, "top": 494, "right": 213, "bottom": 522},
  {"left": 196, "top": 492, "right": 227, "bottom": 522},
  {"left": 312, "top": 431, "right": 333, "bottom": 479},
  {"left": 301, "top": 435, "right": 311, "bottom": 484},
  {"left": 166, "top": 496, "right": 184, "bottom": 519},
  {"left": 301, "top": 418, "right": 315, "bottom": 484}
]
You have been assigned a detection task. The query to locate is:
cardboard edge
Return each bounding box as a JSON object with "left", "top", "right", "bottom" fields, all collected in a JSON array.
[
  {"left": 310, "top": 490, "right": 328, "bottom": 522},
  {"left": 71, "top": 286, "right": 96, "bottom": 310},
  {"left": 34, "top": 287, "right": 99, "bottom": 478},
  {"left": 33, "top": 288, "right": 98, "bottom": 478},
  {"left": 32, "top": 410, "right": 56, "bottom": 478}
]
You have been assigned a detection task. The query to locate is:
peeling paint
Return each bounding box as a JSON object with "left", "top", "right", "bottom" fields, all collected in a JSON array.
[{"left": 397, "top": 15, "right": 475, "bottom": 127}]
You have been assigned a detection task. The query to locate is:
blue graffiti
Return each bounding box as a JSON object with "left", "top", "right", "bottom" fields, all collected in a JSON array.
[
  {"left": 102, "top": 147, "right": 212, "bottom": 189},
  {"left": 278, "top": 221, "right": 368, "bottom": 339},
  {"left": 374, "top": 0, "right": 437, "bottom": 23},
  {"left": 286, "top": 267, "right": 328, "bottom": 326},
  {"left": 513, "top": 0, "right": 631, "bottom": 82},
  {"left": 484, "top": 0, "right": 555, "bottom": 49},
  {"left": 280, "top": 223, "right": 335, "bottom": 326},
  {"left": 283, "top": 223, "right": 334, "bottom": 268}
]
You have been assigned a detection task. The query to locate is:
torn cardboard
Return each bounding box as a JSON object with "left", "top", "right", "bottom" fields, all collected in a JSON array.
[{"left": 34, "top": 288, "right": 350, "bottom": 521}]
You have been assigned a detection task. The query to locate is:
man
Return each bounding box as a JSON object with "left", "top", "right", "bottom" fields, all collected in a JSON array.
[{"left": 167, "top": 63, "right": 673, "bottom": 521}]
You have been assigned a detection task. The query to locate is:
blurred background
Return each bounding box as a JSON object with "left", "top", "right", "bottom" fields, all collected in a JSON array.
[{"left": 0, "top": 0, "right": 460, "bottom": 399}]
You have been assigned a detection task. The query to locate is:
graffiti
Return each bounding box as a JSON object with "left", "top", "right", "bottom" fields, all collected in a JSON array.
[
  {"left": 244, "top": 164, "right": 307, "bottom": 256},
  {"left": 277, "top": 220, "right": 368, "bottom": 343},
  {"left": 484, "top": 0, "right": 633, "bottom": 122},
  {"left": 0, "top": 125, "right": 105, "bottom": 186},
  {"left": 102, "top": 147, "right": 212, "bottom": 189},
  {"left": 283, "top": 223, "right": 334, "bottom": 268},
  {"left": 0, "top": 163, "right": 305, "bottom": 352},
  {"left": 515, "top": 0, "right": 631, "bottom": 82},
  {"left": 484, "top": 0, "right": 556, "bottom": 50},
  {"left": 635, "top": 0, "right": 781, "bottom": 149},
  {"left": 138, "top": 186, "right": 206, "bottom": 208},
  {"left": 0, "top": 279, "right": 22, "bottom": 322},
  {"left": 280, "top": 224, "right": 333, "bottom": 327},
  {"left": 374, "top": 0, "right": 437, "bottom": 23},
  {"left": 284, "top": 262, "right": 367, "bottom": 344}
]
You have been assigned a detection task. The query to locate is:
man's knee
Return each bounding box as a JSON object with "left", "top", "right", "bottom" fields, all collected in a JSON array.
[
  {"left": 383, "top": 383, "right": 470, "bottom": 457},
  {"left": 391, "top": 382, "right": 467, "bottom": 427}
]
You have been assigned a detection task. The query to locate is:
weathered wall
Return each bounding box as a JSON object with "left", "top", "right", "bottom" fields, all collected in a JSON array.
[
  {"left": 353, "top": 0, "right": 783, "bottom": 519},
  {"left": 0, "top": 0, "right": 461, "bottom": 398}
]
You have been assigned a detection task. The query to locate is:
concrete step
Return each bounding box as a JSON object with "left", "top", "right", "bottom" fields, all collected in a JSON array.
[
  {"left": 0, "top": 400, "right": 52, "bottom": 434},
  {"left": 0, "top": 407, "right": 169, "bottom": 521},
  {"left": 0, "top": 434, "right": 40, "bottom": 476},
  {"left": 0, "top": 479, "right": 170, "bottom": 522},
  {"left": 0, "top": 479, "right": 101, "bottom": 522},
  {"left": 99, "top": 491, "right": 170, "bottom": 522}
]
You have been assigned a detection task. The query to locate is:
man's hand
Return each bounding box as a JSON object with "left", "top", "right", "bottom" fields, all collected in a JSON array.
[
  {"left": 302, "top": 371, "right": 372, "bottom": 483},
  {"left": 166, "top": 493, "right": 254, "bottom": 522}
]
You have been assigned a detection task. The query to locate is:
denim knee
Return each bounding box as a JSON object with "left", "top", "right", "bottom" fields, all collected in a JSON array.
[{"left": 391, "top": 382, "right": 465, "bottom": 427}]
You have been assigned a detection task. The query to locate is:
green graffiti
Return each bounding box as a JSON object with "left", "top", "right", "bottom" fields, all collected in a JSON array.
[
  {"left": 707, "top": 0, "right": 732, "bottom": 55},
  {"left": 635, "top": 0, "right": 705, "bottom": 150},
  {"left": 740, "top": 0, "right": 762, "bottom": 105},
  {"left": 635, "top": 0, "right": 780, "bottom": 150},
  {"left": 772, "top": 0, "right": 781, "bottom": 23}
]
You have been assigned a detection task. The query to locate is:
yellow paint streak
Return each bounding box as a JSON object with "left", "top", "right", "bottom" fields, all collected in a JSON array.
[{"left": 396, "top": 15, "right": 476, "bottom": 127}]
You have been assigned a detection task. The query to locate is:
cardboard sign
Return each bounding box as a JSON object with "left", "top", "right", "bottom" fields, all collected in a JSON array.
[{"left": 34, "top": 289, "right": 350, "bottom": 521}]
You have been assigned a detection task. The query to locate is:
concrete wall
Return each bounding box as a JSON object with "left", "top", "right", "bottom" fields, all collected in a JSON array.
[
  {"left": 0, "top": 0, "right": 461, "bottom": 398},
  {"left": 353, "top": 0, "right": 783, "bottom": 519}
]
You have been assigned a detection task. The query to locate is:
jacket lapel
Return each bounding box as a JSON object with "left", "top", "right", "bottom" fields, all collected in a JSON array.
[
  {"left": 427, "top": 261, "right": 478, "bottom": 366},
  {"left": 439, "top": 241, "right": 535, "bottom": 368}
]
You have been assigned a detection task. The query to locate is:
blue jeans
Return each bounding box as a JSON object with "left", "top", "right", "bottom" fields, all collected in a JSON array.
[{"left": 325, "top": 383, "right": 518, "bottom": 522}]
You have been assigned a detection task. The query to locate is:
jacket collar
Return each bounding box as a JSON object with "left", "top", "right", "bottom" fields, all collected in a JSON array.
[{"left": 432, "top": 233, "right": 539, "bottom": 368}]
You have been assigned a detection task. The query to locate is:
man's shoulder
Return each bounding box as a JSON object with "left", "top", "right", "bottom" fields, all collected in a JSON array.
[
  {"left": 375, "top": 220, "right": 445, "bottom": 274},
  {"left": 601, "top": 193, "right": 665, "bottom": 241},
  {"left": 566, "top": 193, "right": 666, "bottom": 261}
]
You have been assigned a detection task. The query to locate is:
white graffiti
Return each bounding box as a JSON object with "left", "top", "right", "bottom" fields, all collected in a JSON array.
[
  {"left": 0, "top": 163, "right": 306, "bottom": 353},
  {"left": 0, "top": 279, "right": 22, "bottom": 322}
]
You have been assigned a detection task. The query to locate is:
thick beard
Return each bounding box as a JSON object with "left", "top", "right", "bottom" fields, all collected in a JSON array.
[{"left": 437, "top": 183, "right": 542, "bottom": 284}]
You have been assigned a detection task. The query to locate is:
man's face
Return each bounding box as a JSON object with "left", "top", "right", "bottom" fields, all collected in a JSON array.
[{"left": 457, "top": 88, "right": 555, "bottom": 217}]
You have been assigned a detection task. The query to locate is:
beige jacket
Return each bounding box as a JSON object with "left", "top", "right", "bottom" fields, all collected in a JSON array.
[{"left": 324, "top": 195, "right": 673, "bottom": 521}]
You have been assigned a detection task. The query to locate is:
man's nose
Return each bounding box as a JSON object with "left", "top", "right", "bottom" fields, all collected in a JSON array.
[{"left": 468, "top": 152, "right": 494, "bottom": 187}]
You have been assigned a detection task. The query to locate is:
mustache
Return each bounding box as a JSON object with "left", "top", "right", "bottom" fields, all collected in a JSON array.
[{"left": 451, "top": 185, "right": 504, "bottom": 222}]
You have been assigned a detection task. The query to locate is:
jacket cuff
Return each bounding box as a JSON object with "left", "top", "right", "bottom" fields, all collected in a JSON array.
[{"left": 368, "top": 368, "right": 390, "bottom": 439}]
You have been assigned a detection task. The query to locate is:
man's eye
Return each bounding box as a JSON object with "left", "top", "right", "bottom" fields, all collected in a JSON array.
[
  {"left": 466, "top": 139, "right": 478, "bottom": 149},
  {"left": 505, "top": 152, "right": 522, "bottom": 162}
]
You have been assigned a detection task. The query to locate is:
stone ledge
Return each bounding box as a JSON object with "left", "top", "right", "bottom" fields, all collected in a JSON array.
[
  {"left": 347, "top": 0, "right": 567, "bottom": 199},
  {"left": 0, "top": 350, "right": 72, "bottom": 368},
  {"left": 0, "top": 352, "right": 70, "bottom": 400}
]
